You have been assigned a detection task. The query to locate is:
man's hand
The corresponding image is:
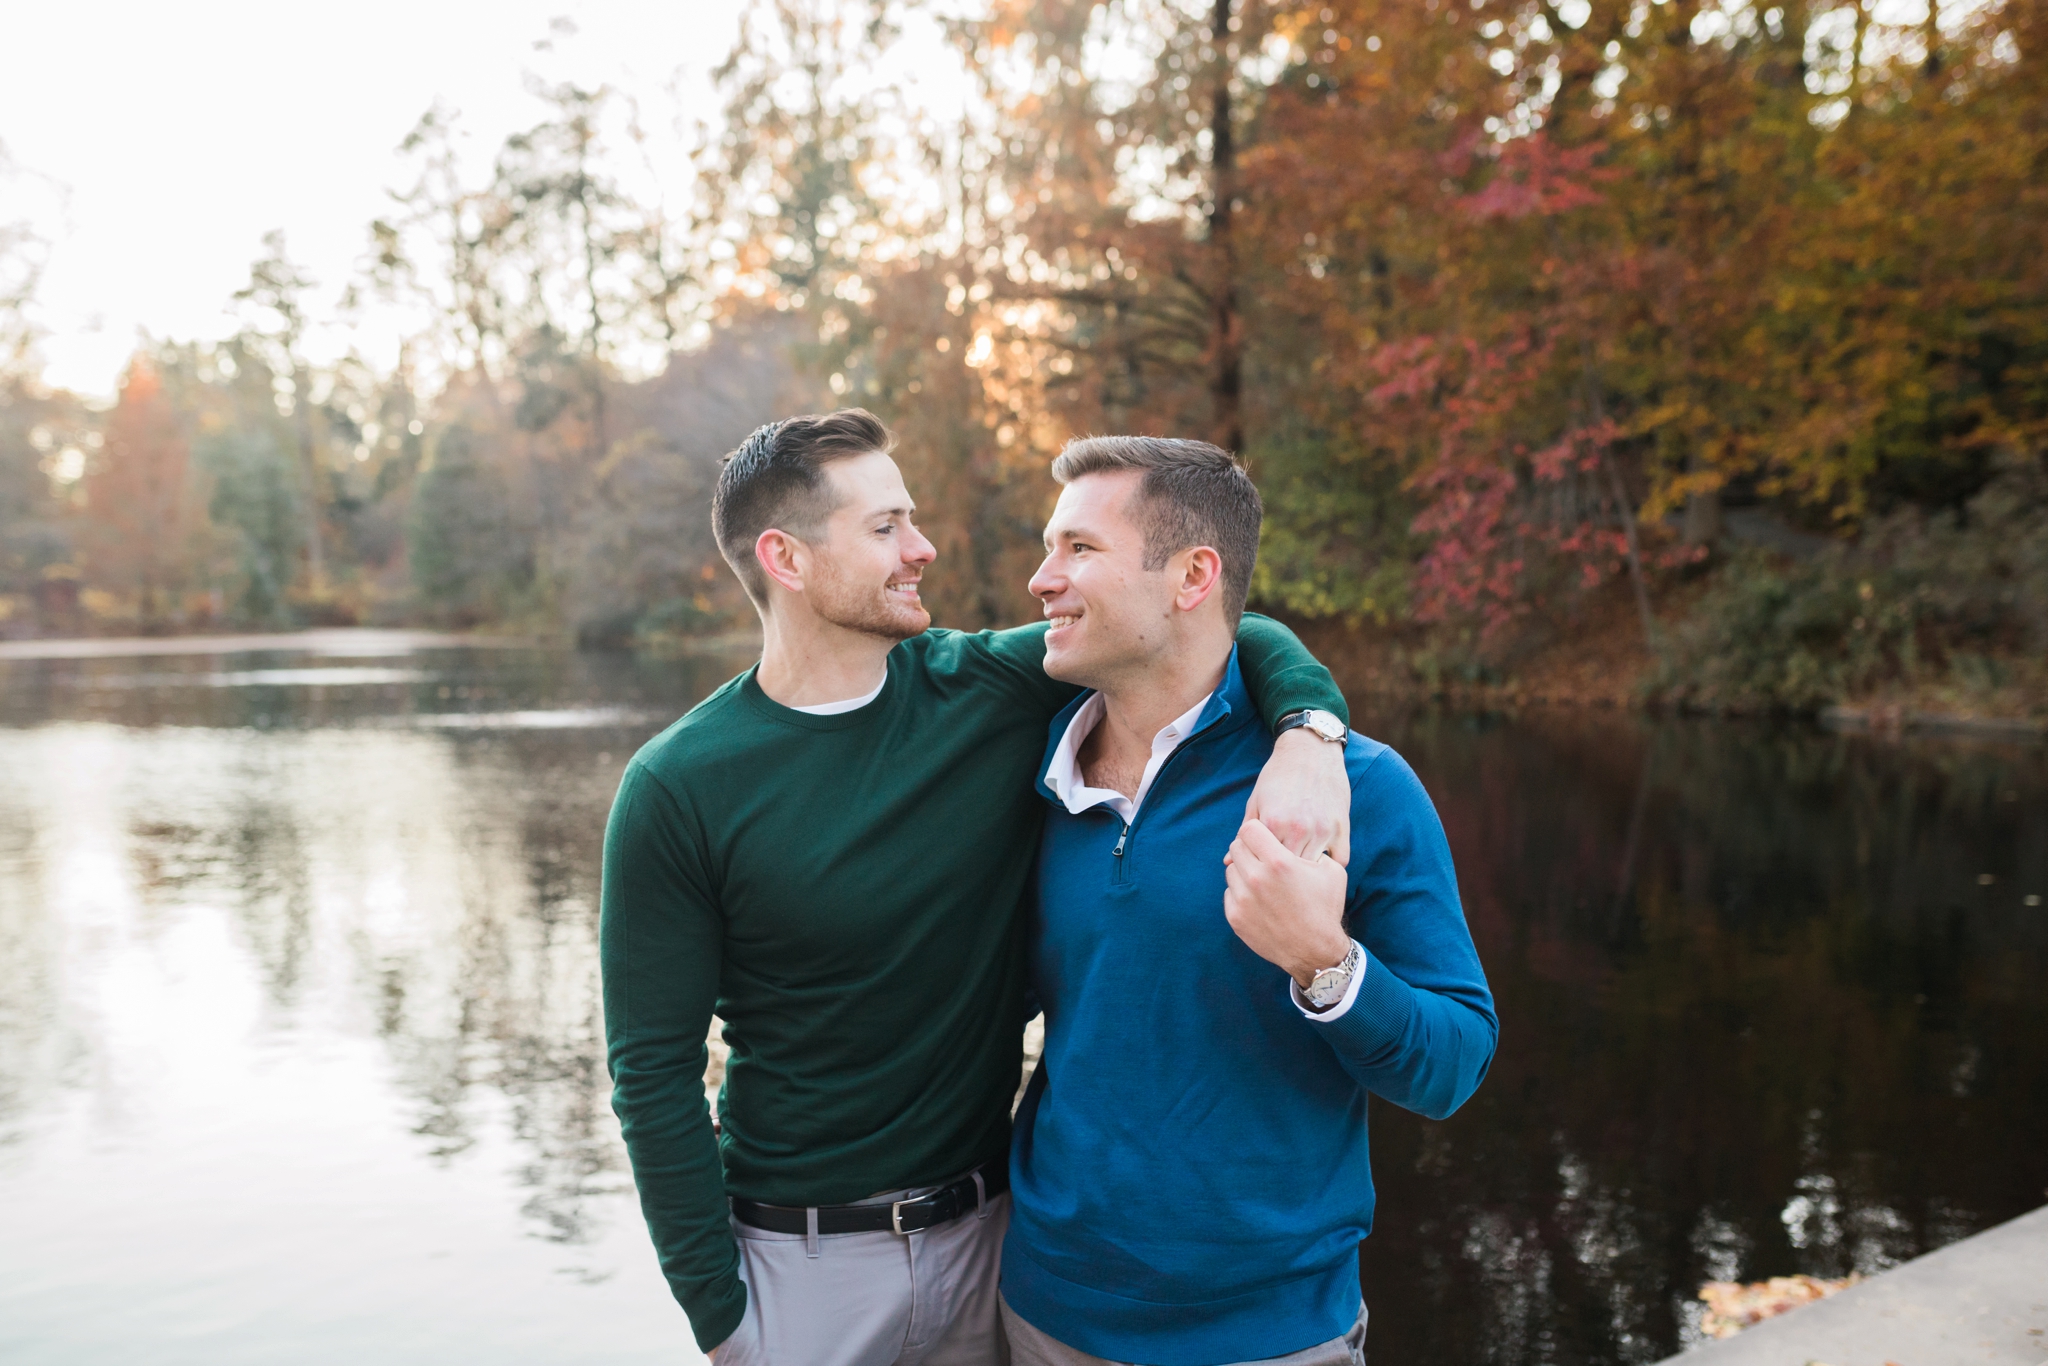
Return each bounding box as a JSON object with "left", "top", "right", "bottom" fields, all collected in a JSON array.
[
  {"left": 1246, "top": 727, "right": 1351, "bottom": 866},
  {"left": 1224, "top": 818, "right": 1352, "bottom": 989}
]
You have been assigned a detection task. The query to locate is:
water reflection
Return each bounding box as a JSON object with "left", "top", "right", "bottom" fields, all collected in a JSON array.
[
  {"left": 0, "top": 647, "right": 2041, "bottom": 1365},
  {"left": 1353, "top": 707, "right": 2048, "bottom": 1366},
  {"left": 0, "top": 646, "right": 740, "bottom": 1365}
]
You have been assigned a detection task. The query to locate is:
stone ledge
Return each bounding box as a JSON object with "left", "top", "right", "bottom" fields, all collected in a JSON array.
[{"left": 1656, "top": 1203, "right": 2048, "bottom": 1366}]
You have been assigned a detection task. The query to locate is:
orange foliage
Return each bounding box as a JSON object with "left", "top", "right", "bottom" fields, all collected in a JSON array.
[
  {"left": 78, "top": 358, "right": 203, "bottom": 628},
  {"left": 948, "top": 0, "right": 2048, "bottom": 636}
]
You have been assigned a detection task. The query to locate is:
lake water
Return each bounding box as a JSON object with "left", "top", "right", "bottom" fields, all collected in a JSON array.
[{"left": 1, "top": 635, "right": 2043, "bottom": 1366}]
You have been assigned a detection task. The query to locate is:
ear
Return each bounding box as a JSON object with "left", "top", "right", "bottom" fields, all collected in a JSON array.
[
  {"left": 1172, "top": 545, "right": 1224, "bottom": 614},
  {"left": 755, "top": 528, "right": 808, "bottom": 596}
]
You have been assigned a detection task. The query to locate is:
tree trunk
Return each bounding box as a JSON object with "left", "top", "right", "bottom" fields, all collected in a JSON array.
[
  {"left": 1682, "top": 490, "right": 1723, "bottom": 546},
  {"left": 1603, "top": 446, "right": 1657, "bottom": 647},
  {"left": 1208, "top": 0, "right": 1242, "bottom": 454},
  {"left": 580, "top": 173, "right": 609, "bottom": 464},
  {"left": 1682, "top": 452, "right": 1723, "bottom": 546},
  {"left": 293, "top": 367, "right": 324, "bottom": 588},
  {"left": 1585, "top": 378, "right": 1656, "bottom": 646},
  {"left": 1850, "top": 0, "right": 1870, "bottom": 104}
]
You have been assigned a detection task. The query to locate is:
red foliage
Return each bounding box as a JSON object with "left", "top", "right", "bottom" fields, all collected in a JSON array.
[{"left": 1461, "top": 137, "right": 1614, "bottom": 222}]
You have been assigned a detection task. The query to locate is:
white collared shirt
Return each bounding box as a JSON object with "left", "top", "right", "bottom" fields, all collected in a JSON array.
[{"left": 1043, "top": 691, "right": 1213, "bottom": 825}]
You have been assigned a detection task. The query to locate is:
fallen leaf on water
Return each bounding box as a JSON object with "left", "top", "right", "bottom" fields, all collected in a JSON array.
[{"left": 1698, "top": 1274, "right": 1864, "bottom": 1339}]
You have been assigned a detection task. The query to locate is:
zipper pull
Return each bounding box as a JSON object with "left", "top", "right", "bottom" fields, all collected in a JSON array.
[{"left": 1112, "top": 825, "right": 1129, "bottom": 857}]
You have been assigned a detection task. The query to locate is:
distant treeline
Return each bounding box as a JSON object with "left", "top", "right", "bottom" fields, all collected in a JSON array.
[{"left": 2, "top": 0, "right": 2044, "bottom": 708}]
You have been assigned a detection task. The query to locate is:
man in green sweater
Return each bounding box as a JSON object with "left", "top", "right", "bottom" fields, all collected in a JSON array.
[{"left": 600, "top": 409, "right": 1353, "bottom": 1365}]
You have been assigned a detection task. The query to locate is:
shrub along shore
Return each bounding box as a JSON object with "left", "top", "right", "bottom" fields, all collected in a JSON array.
[{"left": 1301, "top": 455, "right": 2048, "bottom": 732}]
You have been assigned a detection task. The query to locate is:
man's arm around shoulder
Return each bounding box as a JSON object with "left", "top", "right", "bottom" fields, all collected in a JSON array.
[{"left": 969, "top": 612, "right": 1356, "bottom": 858}]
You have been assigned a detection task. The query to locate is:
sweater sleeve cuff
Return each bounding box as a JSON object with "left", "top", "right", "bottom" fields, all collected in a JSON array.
[
  {"left": 1233, "top": 613, "right": 1351, "bottom": 729},
  {"left": 1289, "top": 940, "right": 1368, "bottom": 1022},
  {"left": 689, "top": 1279, "right": 748, "bottom": 1354},
  {"left": 1345, "top": 943, "right": 1418, "bottom": 1050}
]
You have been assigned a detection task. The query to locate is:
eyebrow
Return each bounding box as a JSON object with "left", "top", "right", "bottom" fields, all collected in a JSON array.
[{"left": 1046, "top": 521, "right": 1104, "bottom": 549}]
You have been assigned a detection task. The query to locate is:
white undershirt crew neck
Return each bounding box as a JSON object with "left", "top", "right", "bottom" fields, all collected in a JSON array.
[{"left": 787, "top": 673, "right": 888, "bottom": 715}]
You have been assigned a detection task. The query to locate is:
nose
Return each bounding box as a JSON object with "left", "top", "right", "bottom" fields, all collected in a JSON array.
[
  {"left": 903, "top": 521, "right": 937, "bottom": 568},
  {"left": 1028, "top": 553, "right": 1063, "bottom": 603}
]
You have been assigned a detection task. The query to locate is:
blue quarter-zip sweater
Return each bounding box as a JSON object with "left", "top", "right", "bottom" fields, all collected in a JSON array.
[{"left": 1002, "top": 651, "right": 1498, "bottom": 1365}]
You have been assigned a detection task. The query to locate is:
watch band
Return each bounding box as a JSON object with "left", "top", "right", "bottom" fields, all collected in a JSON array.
[
  {"left": 1306, "top": 939, "right": 1363, "bottom": 1009},
  {"left": 1276, "top": 709, "right": 1348, "bottom": 747}
]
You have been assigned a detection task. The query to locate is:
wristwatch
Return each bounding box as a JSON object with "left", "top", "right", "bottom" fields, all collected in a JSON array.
[
  {"left": 1276, "top": 709, "right": 1348, "bottom": 748},
  {"left": 1305, "top": 940, "right": 1363, "bottom": 1010}
]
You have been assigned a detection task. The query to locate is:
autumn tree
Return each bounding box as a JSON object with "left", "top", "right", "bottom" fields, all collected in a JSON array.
[
  {"left": 939, "top": 0, "right": 2045, "bottom": 656},
  {"left": 8, "top": 0, "right": 2041, "bottom": 679},
  {"left": 78, "top": 358, "right": 202, "bottom": 628}
]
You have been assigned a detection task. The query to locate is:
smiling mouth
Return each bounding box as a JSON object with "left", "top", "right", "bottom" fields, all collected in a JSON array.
[
  {"left": 1046, "top": 610, "right": 1081, "bottom": 630},
  {"left": 888, "top": 580, "right": 922, "bottom": 598}
]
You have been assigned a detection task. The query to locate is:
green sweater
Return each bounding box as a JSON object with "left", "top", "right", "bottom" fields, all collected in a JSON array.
[{"left": 600, "top": 617, "right": 1346, "bottom": 1350}]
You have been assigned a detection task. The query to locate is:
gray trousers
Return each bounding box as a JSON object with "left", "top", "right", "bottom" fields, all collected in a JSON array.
[
  {"left": 713, "top": 1188, "right": 1011, "bottom": 1366},
  {"left": 1000, "top": 1295, "right": 1367, "bottom": 1366}
]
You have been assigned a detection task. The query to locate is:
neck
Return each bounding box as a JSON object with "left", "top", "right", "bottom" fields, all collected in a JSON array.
[
  {"left": 1091, "top": 627, "right": 1233, "bottom": 760},
  {"left": 754, "top": 603, "right": 895, "bottom": 708}
]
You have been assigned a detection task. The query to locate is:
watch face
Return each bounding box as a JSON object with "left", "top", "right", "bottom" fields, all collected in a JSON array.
[
  {"left": 1309, "top": 942, "right": 1360, "bottom": 1004},
  {"left": 1309, "top": 712, "right": 1347, "bottom": 741}
]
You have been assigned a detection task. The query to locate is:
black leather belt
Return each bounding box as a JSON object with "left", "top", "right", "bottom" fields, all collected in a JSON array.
[{"left": 731, "top": 1163, "right": 1009, "bottom": 1236}]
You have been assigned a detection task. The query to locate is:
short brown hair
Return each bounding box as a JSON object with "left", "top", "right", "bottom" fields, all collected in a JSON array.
[
  {"left": 1050, "top": 436, "right": 1262, "bottom": 625},
  {"left": 713, "top": 408, "right": 896, "bottom": 607}
]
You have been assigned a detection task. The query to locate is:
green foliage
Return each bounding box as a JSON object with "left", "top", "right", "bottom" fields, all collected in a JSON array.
[
  {"left": 0, "top": 387, "right": 75, "bottom": 603},
  {"left": 195, "top": 428, "right": 302, "bottom": 624},
  {"left": 1655, "top": 459, "right": 2048, "bottom": 712},
  {"left": 1249, "top": 435, "right": 1415, "bottom": 621},
  {"left": 407, "top": 425, "right": 535, "bottom": 624},
  {"left": 1654, "top": 552, "right": 1922, "bottom": 711},
  {"left": 629, "top": 595, "right": 727, "bottom": 652}
]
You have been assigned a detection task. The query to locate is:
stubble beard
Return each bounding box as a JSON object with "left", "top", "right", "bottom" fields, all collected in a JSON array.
[{"left": 812, "top": 560, "right": 930, "bottom": 642}]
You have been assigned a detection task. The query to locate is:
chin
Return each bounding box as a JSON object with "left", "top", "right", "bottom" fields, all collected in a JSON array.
[
  {"left": 1040, "top": 643, "right": 1090, "bottom": 686},
  {"left": 877, "top": 600, "right": 931, "bottom": 640}
]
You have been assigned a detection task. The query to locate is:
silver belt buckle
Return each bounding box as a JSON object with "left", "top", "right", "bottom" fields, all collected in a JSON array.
[{"left": 890, "top": 1198, "right": 912, "bottom": 1235}]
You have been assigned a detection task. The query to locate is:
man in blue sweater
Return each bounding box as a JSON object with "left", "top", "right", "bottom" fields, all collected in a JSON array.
[{"left": 1003, "top": 436, "right": 1499, "bottom": 1366}]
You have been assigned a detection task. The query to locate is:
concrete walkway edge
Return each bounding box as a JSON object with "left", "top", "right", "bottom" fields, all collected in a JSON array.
[{"left": 1655, "top": 1203, "right": 2048, "bottom": 1366}]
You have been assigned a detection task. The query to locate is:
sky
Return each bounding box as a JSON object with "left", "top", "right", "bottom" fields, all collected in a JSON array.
[{"left": 1, "top": 0, "right": 751, "bottom": 399}]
